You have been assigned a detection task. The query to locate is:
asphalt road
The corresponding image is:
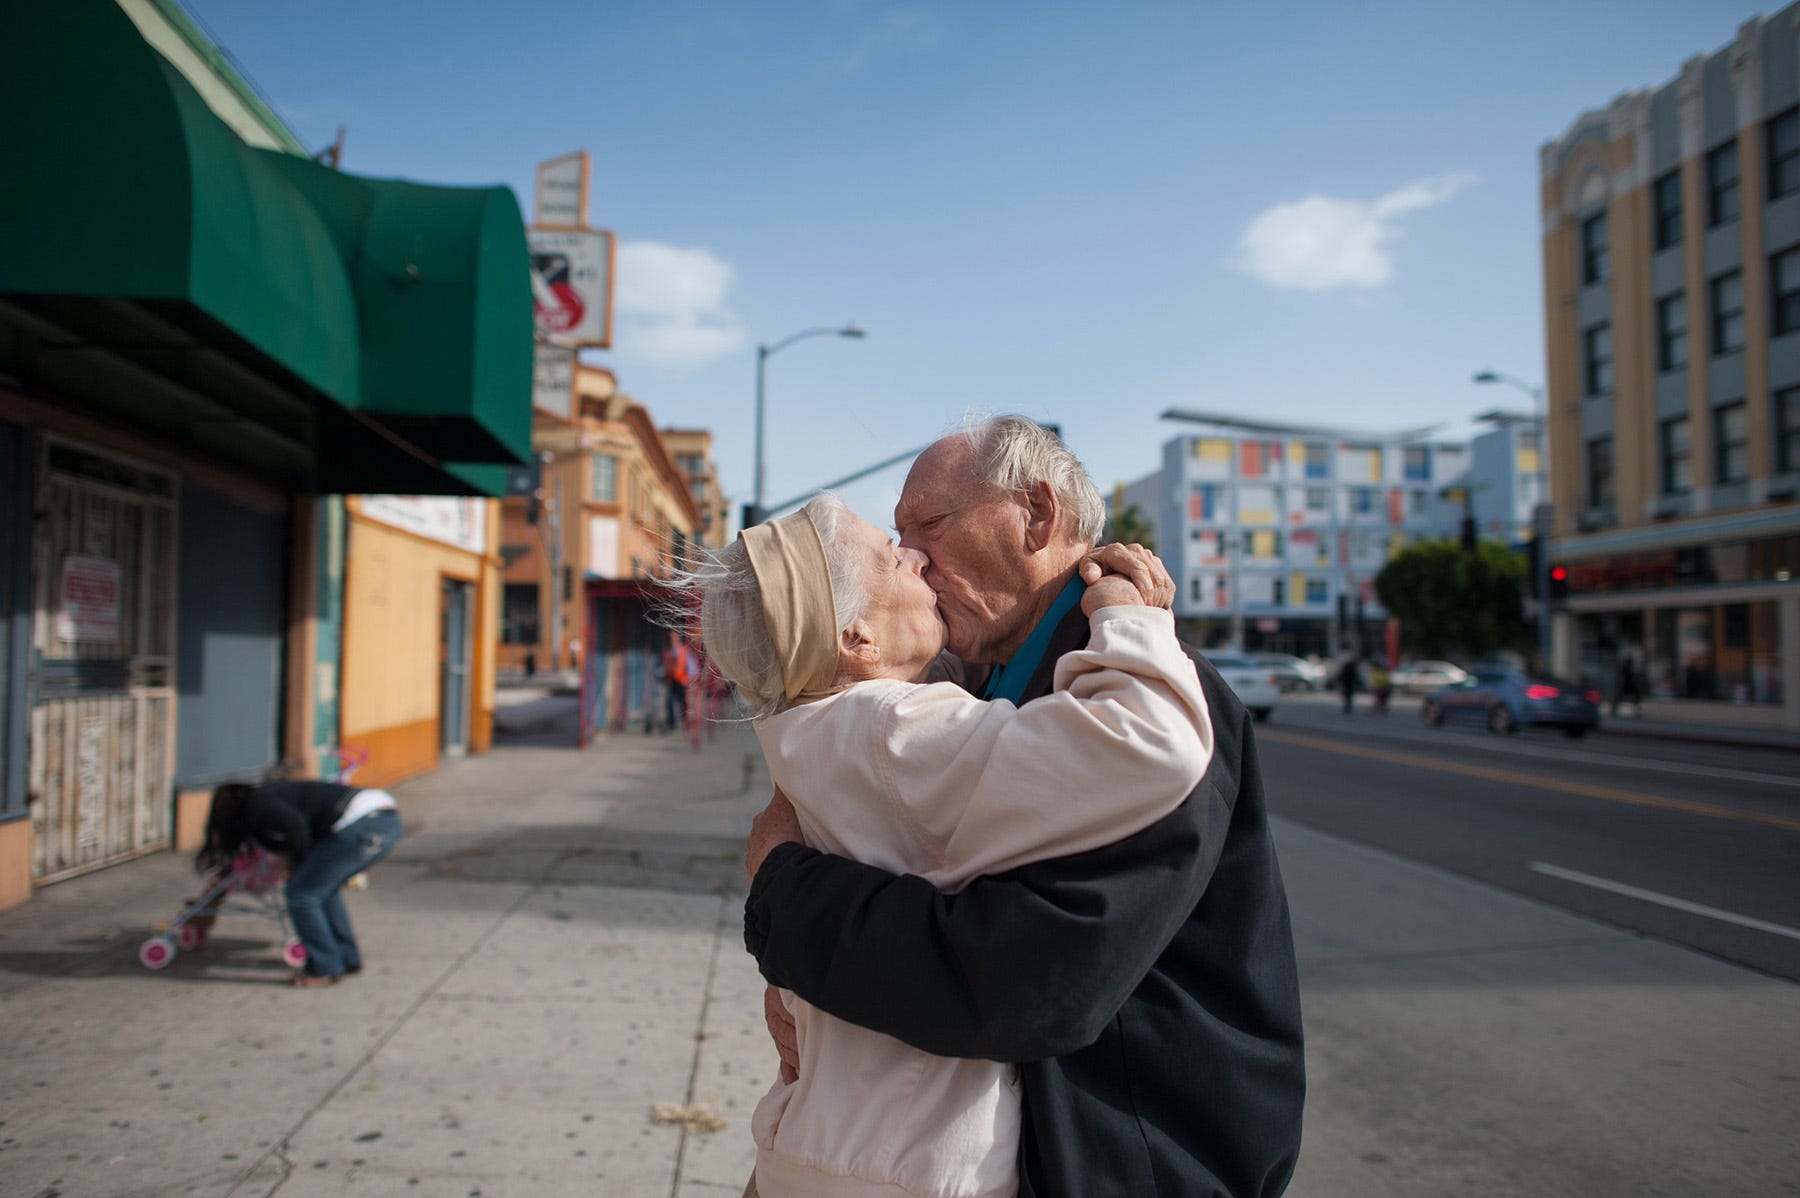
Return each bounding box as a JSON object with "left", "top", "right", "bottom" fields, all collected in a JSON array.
[{"left": 1256, "top": 691, "right": 1800, "bottom": 982}]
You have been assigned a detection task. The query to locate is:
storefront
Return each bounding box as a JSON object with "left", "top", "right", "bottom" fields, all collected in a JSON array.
[
  {"left": 0, "top": 0, "right": 531, "bottom": 907},
  {"left": 1562, "top": 530, "right": 1800, "bottom": 727}
]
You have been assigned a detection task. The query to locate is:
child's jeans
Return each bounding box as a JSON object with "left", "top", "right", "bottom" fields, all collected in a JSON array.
[{"left": 285, "top": 808, "right": 402, "bottom": 978}]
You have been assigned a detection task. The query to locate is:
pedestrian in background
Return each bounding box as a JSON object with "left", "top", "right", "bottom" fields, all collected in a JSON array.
[
  {"left": 660, "top": 632, "right": 697, "bottom": 733},
  {"left": 196, "top": 780, "right": 402, "bottom": 987},
  {"left": 1338, "top": 654, "right": 1362, "bottom": 714},
  {"left": 1367, "top": 659, "right": 1392, "bottom": 714},
  {"left": 1614, "top": 654, "right": 1643, "bottom": 717}
]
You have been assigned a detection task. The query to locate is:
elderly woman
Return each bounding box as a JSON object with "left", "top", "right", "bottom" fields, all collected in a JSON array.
[{"left": 686, "top": 492, "right": 1213, "bottom": 1198}]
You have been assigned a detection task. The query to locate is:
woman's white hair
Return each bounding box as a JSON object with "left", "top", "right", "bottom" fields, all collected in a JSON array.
[
  {"left": 961, "top": 414, "right": 1106, "bottom": 546},
  {"left": 663, "top": 492, "right": 867, "bottom": 720}
]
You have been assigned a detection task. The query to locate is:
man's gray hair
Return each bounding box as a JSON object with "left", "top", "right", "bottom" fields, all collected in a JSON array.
[
  {"left": 963, "top": 414, "right": 1106, "bottom": 547},
  {"left": 667, "top": 493, "right": 866, "bottom": 720}
]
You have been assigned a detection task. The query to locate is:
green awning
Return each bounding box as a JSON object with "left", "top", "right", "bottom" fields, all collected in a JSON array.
[{"left": 0, "top": 0, "right": 530, "bottom": 494}]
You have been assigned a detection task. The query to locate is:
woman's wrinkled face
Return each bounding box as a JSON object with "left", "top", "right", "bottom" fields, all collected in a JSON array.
[{"left": 844, "top": 513, "right": 946, "bottom": 682}]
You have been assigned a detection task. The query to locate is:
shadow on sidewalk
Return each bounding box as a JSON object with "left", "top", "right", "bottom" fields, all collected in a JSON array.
[{"left": 491, "top": 693, "right": 581, "bottom": 747}]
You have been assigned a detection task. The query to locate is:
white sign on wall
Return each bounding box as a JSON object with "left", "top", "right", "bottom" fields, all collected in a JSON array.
[
  {"left": 587, "top": 515, "right": 620, "bottom": 579},
  {"left": 528, "top": 228, "right": 613, "bottom": 348},
  {"left": 55, "top": 554, "right": 120, "bottom": 643},
  {"left": 533, "top": 343, "right": 577, "bottom": 418},
  {"left": 359, "top": 496, "right": 488, "bottom": 554}
]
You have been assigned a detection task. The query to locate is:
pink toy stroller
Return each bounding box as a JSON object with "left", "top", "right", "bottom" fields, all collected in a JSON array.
[
  {"left": 138, "top": 746, "right": 369, "bottom": 972},
  {"left": 138, "top": 846, "right": 302, "bottom": 970}
]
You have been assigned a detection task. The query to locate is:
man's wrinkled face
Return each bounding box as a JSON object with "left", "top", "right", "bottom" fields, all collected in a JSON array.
[{"left": 893, "top": 440, "right": 1032, "bottom": 664}]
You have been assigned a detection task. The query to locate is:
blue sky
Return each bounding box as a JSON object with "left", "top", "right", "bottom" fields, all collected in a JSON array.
[{"left": 184, "top": 0, "right": 1770, "bottom": 531}]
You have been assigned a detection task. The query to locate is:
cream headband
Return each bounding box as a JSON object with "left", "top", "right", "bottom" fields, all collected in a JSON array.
[{"left": 741, "top": 510, "right": 841, "bottom": 702}]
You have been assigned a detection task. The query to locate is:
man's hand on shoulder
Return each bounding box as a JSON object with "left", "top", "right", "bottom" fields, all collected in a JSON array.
[{"left": 746, "top": 787, "right": 802, "bottom": 884}]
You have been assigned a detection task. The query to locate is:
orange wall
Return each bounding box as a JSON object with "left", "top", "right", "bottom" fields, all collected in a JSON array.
[{"left": 340, "top": 500, "right": 499, "bottom": 789}]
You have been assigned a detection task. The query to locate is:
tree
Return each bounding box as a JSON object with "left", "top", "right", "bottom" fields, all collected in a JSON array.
[
  {"left": 1374, "top": 539, "right": 1529, "bottom": 660},
  {"left": 1106, "top": 503, "right": 1155, "bottom": 551}
]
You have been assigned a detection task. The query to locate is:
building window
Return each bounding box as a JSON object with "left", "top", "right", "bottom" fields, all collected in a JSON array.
[
  {"left": 1706, "top": 141, "right": 1739, "bottom": 226},
  {"left": 1304, "top": 486, "right": 1329, "bottom": 512},
  {"left": 1304, "top": 442, "right": 1329, "bottom": 479},
  {"left": 1714, "top": 402, "right": 1749, "bottom": 485},
  {"left": 1656, "top": 294, "right": 1687, "bottom": 371},
  {"left": 1586, "top": 436, "right": 1614, "bottom": 510},
  {"left": 1271, "top": 578, "right": 1286, "bottom": 607},
  {"left": 1584, "top": 323, "right": 1613, "bottom": 395},
  {"left": 1580, "top": 212, "right": 1608, "bottom": 284},
  {"left": 1402, "top": 446, "right": 1430, "bottom": 481},
  {"left": 1774, "top": 246, "right": 1800, "bottom": 336},
  {"left": 1305, "top": 577, "right": 1328, "bottom": 604},
  {"left": 1653, "top": 169, "right": 1683, "bottom": 250},
  {"left": 590, "top": 453, "right": 617, "bottom": 502},
  {"left": 1711, "top": 271, "right": 1745, "bottom": 355},
  {"left": 1660, "top": 416, "right": 1690, "bottom": 495},
  {"left": 1407, "top": 489, "right": 1427, "bottom": 516},
  {"left": 1350, "top": 487, "right": 1377, "bottom": 515},
  {"left": 1769, "top": 108, "right": 1800, "bottom": 199},
  {"left": 1779, "top": 386, "right": 1800, "bottom": 474}
]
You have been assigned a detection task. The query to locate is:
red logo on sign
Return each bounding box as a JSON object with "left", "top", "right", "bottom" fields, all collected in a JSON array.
[{"left": 530, "top": 252, "right": 586, "bottom": 334}]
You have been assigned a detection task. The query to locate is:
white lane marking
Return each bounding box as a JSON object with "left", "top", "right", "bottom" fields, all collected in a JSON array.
[{"left": 1529, "top": 862, "right": 1800, "bottom": 942}]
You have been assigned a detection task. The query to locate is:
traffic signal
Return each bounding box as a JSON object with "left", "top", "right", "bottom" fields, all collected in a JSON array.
[{"left": 1548, "top": 564, "right": 1570, "bottom": 602}]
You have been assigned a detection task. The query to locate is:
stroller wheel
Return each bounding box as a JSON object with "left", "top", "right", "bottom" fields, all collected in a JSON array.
[
  {"left": 176, "top": 922, "right": 207, "bottom": 951},
  {"left": 139, "top": 934, "right": 177, "bottom": 970},
  {"left": 281, "top": 939, "right": 308, "bottom": 968}
]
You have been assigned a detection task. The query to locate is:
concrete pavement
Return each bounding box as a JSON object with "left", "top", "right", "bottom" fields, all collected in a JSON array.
[{"left": 0, "top": 699, "right": 1794, "bottom": 1196}]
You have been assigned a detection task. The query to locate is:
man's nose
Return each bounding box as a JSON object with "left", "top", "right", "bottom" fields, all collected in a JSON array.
[{"left": 899, "top": 546, "right": 930, "bottom": 574}]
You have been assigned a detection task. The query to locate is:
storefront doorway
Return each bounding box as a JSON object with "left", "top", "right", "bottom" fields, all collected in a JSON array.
[
  {"left": 440, "top": 578, "right": 473, "bottom": 757},
  {"left": 28, "top": 440, "right": 178, "bottom": 882}
]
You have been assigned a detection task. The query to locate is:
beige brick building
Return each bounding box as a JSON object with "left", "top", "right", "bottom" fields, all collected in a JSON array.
[{"left": 1540, "top": 3, "right": 1800, "bottom": 728}]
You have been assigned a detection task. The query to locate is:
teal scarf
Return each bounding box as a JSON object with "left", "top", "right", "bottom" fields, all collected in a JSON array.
[{"left": 980, "top": 576, "right": 1086, "bottom": 706}]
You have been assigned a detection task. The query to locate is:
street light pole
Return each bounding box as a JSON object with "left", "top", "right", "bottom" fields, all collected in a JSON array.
[
  {"left": 750, "top": 324, "right": 866, "bottom": 526},
  {"left": 1474, "top": 369, "right": 1551, "bottom": 671}
]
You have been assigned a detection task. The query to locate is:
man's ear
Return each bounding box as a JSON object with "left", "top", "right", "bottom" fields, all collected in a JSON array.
[
  {"left": 840, "top": 618, "right": 880, "bottom": 669},
  {"left": 1021, "top": 480, "right": 1059, "bottom": 551}
]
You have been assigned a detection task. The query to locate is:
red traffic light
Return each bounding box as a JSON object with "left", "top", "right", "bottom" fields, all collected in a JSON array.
[{"left": 1550, "top": 566, "right": 1568, "bottom": 581}]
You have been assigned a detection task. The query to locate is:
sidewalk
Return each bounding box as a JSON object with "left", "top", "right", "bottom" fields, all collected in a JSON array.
[
  {"left": 0, "top": 701, "right": 1793, "bottom": 1196},
  {"left": 0, "top": 708, "right": 772, "bottom": 1197}
]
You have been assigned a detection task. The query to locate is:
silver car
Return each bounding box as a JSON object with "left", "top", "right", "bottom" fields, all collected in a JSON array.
[
  {"left": 1248, "top": 652, "right": 1327, "bottom": 692},
  {"left": 1202, "top": 653, "right": 1281, "bottom": 723},
  {"left": 1391, "top": 659, "right": 1468, "bottom": 695}
]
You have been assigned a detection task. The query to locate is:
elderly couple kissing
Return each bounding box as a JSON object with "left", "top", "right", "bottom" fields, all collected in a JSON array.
[{"left": 677, "top": 414, "right": 1305, "bottom": 1198}]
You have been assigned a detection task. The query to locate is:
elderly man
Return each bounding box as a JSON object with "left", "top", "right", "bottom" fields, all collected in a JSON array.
[{"left": 743, "top": 415, "right": 1305, "bottom": 1197}]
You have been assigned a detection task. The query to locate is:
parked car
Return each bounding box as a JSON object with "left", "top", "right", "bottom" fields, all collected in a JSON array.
[
  {"left": 1421, "top": 667, "right": 1602, "bottom": 738},
  {"left": 1248, "top": 652, "right": 1328, "bottom": 692},
  {"left": 1391, "top": 659, "right": 1468, "bottom": 695},
  {"left": 1202, "top": 653, "right": 1281, "bottom": 723}
]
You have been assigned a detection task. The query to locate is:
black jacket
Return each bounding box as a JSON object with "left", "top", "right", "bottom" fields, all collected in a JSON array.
[
  {"left": 744, "top": 608, "right": 1305, "bottom": 1197},
  {"left": 244, "top": 781, "right": 360, "bottom": 867}
]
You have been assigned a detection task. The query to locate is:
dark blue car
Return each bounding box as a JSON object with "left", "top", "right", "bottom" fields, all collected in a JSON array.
[{"left": 1421, "top": 666, "right": 1602, "bottom": 739}]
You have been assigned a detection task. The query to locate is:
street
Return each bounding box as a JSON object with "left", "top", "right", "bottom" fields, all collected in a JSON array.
[{"left": 1258, "top": 691, "right": 1800, "bottom": 981}]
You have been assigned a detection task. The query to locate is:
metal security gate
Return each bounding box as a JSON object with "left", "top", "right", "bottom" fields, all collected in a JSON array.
[{"left": 28, "top": 439, "right": 178, "bottom": 883}]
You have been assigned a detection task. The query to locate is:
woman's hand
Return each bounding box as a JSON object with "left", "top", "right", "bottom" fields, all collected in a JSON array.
[
  {"left": 1079, "top": 542, "right": 1174, "bottom": 613},
  {"left": 745, "top": 788, "right": 802, "bottom": 884},
  {"left": 765, "top": 985, "right": 800, "bottom": 1084}
]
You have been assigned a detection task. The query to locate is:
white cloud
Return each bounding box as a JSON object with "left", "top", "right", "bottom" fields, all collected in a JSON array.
[
  {"left": 614, "top": 240, "right": 748, "bottom": 371},
  {"left": 1229, "top": 173, "right": 1474, "bottom": 293}
]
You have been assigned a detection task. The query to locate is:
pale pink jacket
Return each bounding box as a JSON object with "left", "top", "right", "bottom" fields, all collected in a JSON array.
[{"left": 749, "top": 605, "right": 1213, "bottom": 1198}]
